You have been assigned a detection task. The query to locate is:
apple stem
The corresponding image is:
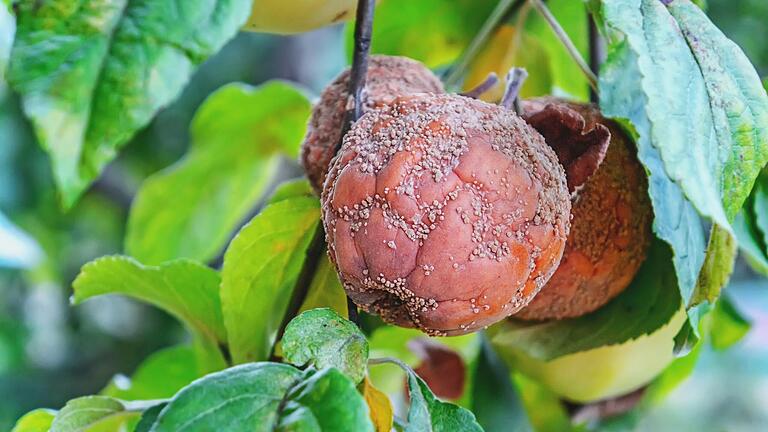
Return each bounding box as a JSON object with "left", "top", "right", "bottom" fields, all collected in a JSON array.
[{"left": 501, "top": 67, "right": 529, "bottom": 114}]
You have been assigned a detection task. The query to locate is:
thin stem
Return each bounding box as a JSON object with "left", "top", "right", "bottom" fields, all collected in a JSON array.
[
  {"left": 271, "top": 0, "right": 375, "bottom": 354},
  {"left": 460, "top": 72, "right": 499, "bottom": 99},
  {"left": 529, "top": 0, "right": 597, "bottom": 91},
  {"left": 443, "top": 0, "right": 525, "bottom": 89},
  {"left": 588, "top": 13, "right": 604, "bottom": 103}
]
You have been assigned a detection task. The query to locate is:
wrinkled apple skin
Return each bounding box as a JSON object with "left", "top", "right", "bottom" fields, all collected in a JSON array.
[
  {"left": 302, "top": 55, "right": 444, "bottom": 194},
  {"left": 322, "top": 94, "right": 570, "bottom": 336},
  {"left": 244, "top": 0, "right": 359, "bottom": 34},
  {"left": 492, "top": 307, "right": 687, "bottom": 403}
]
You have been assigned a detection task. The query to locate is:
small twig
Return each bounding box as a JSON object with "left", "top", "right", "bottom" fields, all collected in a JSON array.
[
  {"left": 443, "top": 0, "right": 525, "bottom": 89},
  {"left": 500, "top": 67, "right": 528, "bottom": 114},
  {"left": 529, "top": 0, "right": 597, "bottom": 91},
  {"left": 460, "top": 73, "right": 499, "bottom": 99},
  {"left": 588, "top": 14, "right": 604, "bottom": 103}
]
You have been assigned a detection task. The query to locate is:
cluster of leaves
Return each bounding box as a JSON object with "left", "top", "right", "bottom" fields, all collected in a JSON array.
[{"left": 3, "top": 0, "right": 768, "bottom": 431}]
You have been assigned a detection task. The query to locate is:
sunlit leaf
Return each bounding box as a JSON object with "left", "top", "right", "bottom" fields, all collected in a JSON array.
[
  {"left": 49, "top": 396, "right": 141, "bottom": 432},
  {"left": 72, "top": 257, "right": 226, "bottom": 347},
  {"left": 125, "top": 81, "right": 311, "bottom": 264},
  {"left": 220, "top": 196, "right": 320, "bottom": 363},
  {"left": 11, "top": 409, "right": 56, "bottom": 432},
  {"left": 153, "top": 363, "right": 374, "bottom": 432},
  {"left": 8, "top": 0, "right": 252, "bottom": 207},
  {"left": 283, "top": 308, "right": 368, "bottom": 383}
]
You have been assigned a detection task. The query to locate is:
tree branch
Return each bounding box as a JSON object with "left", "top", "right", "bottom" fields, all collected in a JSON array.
[
  {"left": 530, "top": 0, "right": 597, "bottom": 91},
  {"left": 270, "top": 0, "right": 376, "bottom": 361}
]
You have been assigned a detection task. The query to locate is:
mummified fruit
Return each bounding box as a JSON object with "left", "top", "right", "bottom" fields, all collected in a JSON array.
[
  {"left": 515, "top": 99, "right": 652, "bottom": 320},
  {"left": 302, "top": 55, "right": 444, "bottom": 194},
  {"left": 244, "top": 0, "right": 358, "bottom": 34},
  {"left": 321, "top": 94, "right": 571, "bottom": 336}
]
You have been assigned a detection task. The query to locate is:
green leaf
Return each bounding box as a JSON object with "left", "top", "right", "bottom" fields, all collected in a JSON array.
[
  {"left": 153, "top": 363, "right": 374, "bottom": 432},
  {"left": 134, "top": 403, "right": 166, "bottom": 432},
  {"left": 221, "top": 196, "right": 321, "bottom": 363},
  {"left": 101, "top": 345, "right": 200, "bottom": 400},
  {"left": 72, "top": 256, "right": 226, "bottom": 346},
  {"left": 753, "top": 174, "right": 768, "bottom": 255},
  {"left": 283, "top": 308, "right": 368, "bottom": 383},
  {"left": 710, "top": 295, "right": 751, "bottom": 350},
  {"left": 11, "top": 409, "right": 56, "bottom": 432},
  {"left": 298, "top": 253, "right": 349, "bottom": 318},
  {"left": 601, "top": 0, "right": 768, "bottom": 228},
  {"left": 396, "top": 360, "right": 483, "bottom": 432},
  {"left": 488, "top": 239, "right": 681, "bottom": 360},
  {"left": 350, "top": 0, "right": 497, "bottom": 68},
  {"left": 49, "top": 396, "right": 139, "bottom": 432},
  {"left": 0, "top": 0, "right": 13, "bottom": 81},
  {"left": 471, "top": 336, "right": 532, "bottom": 432},
  {"left": 8, "top": 0, "right": 252, "bottom": 207},
  {"left": 269, "top": 178, "right": 315, "bottom": 205},
  {"left": 125, "top": 81, "right": 312, "bottom": 264}
]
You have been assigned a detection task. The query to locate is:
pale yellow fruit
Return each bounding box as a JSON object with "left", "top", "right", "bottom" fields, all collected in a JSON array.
[
  {"left": 491, "top": 306, "right": 687, "bottom": 403},
  {"left": 244, "top": 0, "right": 358, "bottom": 34}
]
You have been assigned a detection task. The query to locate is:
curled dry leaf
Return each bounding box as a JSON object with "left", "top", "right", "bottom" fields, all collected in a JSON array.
[
  {"left": 522, "top": 99, "right": 611, "bottom": 194},
  {"left": 408, "top": 339, "right": 466, "bottom": 400}
]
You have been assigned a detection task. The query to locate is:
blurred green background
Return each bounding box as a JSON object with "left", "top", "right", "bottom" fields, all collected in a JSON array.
[{"left": 1, "top": 0, "right": 767, "bottom": 430}]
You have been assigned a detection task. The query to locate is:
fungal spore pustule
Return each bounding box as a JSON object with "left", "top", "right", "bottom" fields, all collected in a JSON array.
[{"left": 321, "top": 93, "right": 571, "bottom": 335}]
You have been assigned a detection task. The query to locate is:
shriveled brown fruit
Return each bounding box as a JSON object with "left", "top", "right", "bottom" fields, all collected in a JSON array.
[
  {"left": 301, "top": 55, "right": 444, "bottom": 193},
  {"left": 514, "top": 98, "right": 652, "bottom": 321},
  {"left": 322, "top": 94, "right": 571, "bottom": 336}
]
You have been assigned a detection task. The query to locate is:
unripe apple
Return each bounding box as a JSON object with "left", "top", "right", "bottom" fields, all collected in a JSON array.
[{"left": 489, "top": 306, "right": 687, "bottom": 403}]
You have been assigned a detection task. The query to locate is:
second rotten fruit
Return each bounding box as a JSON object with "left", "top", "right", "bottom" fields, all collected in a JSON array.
[{"left": 515, "top": 99, "right": 653, "bottom": 320}]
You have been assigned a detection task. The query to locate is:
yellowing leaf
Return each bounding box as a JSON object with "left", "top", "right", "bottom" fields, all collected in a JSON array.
[
  {"left": 464, "top": 25, "right": 552, "bottom": 102},
  {"left": 363, "top": 377, "right": 394, "bottom": 432}
]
